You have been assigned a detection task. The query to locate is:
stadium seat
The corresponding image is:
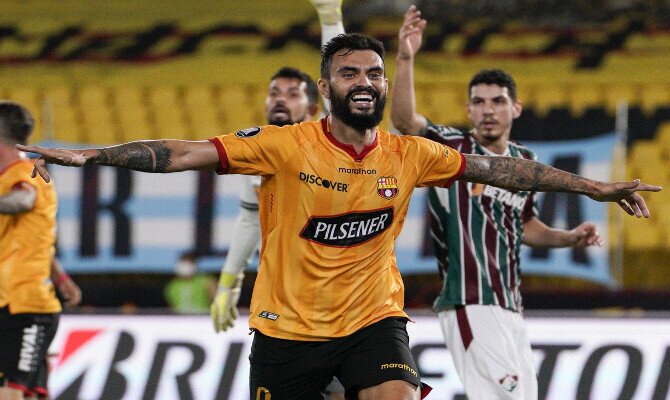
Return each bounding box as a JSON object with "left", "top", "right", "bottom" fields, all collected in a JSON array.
[
  {"left": 604, "top": 85, "right": 640, "bottom": 114},
  {"left": 42, "top": 87, "right": 83, "bottom": 143},
  {"left": 111, "top": 86, "right": 154, "bottom": 141},
  {"left": 78, "top": 86, "right": 118, "bottom": 145},
  {"left": 627, "top": 139, "right": 667, "bottom": 185},
  {"left": 182, "top": 86, "right": 222, "bottom": 138},
  {"left": 639, "top": 84, "right": 670, "bottom": 116},
  {"left": 147, "top": 87, "right": 190, "bottom": 140},
  {"left": 215, "top": 84, "right": 265, "bottom": 132},
  {"left": 415, "top": 83, "right": 468, "bottom": 126},
  {"left": 568, "top": 84, "right": 604, "bottom": 117},
  {"left": 528, "top": 83, "right": 570, "bottom": 117}
]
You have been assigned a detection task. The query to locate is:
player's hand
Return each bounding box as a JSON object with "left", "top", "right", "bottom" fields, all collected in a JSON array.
[
  {"left": 589, "top": 179, "right": 662, "bottom": 218},
  {"left": 211, "top": 272, "right": 243, "bottom": 333},
  {"left": 15, "top": 144, "right": 89, "bottom": 183},
  {"left": 569, "top": 222, "right": 604, "bottom": 247},
  {"left": 309, "top": 0, "right": 343, "bottom": 25},
  {"left": 397, "top": 5, "right": 427, "bottom": 61},
  {"left": 57, "top": 278, "right": 83, "bottom": 308}
]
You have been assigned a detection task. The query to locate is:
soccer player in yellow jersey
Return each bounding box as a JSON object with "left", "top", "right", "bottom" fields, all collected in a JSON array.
[
  {"left": 0, "top": 101, "right": 80, "bottom": 400},
  {"left": 19, "top": 33, "right": 661, "bottom": 400}
]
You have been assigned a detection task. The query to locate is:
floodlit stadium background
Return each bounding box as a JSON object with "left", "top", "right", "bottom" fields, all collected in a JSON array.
[{"left": 2, "top": 0, "right": 670, "bottom": 399}]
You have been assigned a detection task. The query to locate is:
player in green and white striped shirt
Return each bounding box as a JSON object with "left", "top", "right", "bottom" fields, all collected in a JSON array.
[{"left": 392, "top": 7, "right": 605, "bottom": 399}]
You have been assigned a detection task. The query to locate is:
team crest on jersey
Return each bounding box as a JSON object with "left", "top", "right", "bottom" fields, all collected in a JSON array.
[
  {"left": 376, "top": 176, "right": 398, "bottom": 199},
  {"left": 235, "top": 127, "right": 261, "bottom": 138}
]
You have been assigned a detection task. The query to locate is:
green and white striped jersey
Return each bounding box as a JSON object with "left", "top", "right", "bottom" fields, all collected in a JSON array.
[{"left": 422, "top": 121, "right": 538, "bottom": 313}]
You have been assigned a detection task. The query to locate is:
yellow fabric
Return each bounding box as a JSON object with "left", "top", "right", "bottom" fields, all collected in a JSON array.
[
  {"left": 0, "top": 159, "right": 61, "bottom": 314},
  {"left": 210, "top": 119, "right": 464, "bottom": 340}
]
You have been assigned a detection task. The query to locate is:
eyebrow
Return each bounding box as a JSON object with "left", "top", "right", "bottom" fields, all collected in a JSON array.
[{"left": 336, "top": 66, "right": 384, "bottom": 74}]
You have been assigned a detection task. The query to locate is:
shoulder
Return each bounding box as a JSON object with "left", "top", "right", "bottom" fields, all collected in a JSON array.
[
  {"left": 509, "top": 140, "right": 537, "bottom": 160},
  {"left": 423, "top": 120, "right": 466, "bottom": 143}
]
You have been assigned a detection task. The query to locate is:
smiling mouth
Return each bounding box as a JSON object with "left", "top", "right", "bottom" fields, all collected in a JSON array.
[{"left": 349, "top": 92, "right": 376, "bottom": 110}]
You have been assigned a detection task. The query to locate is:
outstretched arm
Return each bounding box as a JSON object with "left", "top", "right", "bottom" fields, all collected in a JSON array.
[
  {"left": 16, "top": 139, "right": 219, "bottom": 182},
  {"left": 462, "top": 153, "right": 662, "bottom": 218},
  {"left": 522, "top": 218, "right": 603, "bottom": 248},
  {"left": 391, "top": 5, "right": 428, "bottom": 135}
]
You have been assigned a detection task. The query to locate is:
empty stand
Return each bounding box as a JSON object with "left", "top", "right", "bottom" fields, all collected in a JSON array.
[{"left": 111, "top": 87, "right": 154, "bottom": 141}]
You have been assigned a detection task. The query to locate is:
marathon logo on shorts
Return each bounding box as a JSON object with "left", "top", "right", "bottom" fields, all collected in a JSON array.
[
  {"left": 380, "top": 363, "right": 418, "bottom": 377},
  {"left": 235, "top": 127, "right": 261, "bottom": 138},
  {"left": 377, "top": 176, "right": 398, "bottom": 199},
  {"left": 300, "top": 208, "right": 393, "bottom": 247}
]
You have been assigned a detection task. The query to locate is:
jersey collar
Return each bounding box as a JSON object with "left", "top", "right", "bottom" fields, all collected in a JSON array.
[{"left": 321, "top": 116, "right": 378, "bottom": 162}]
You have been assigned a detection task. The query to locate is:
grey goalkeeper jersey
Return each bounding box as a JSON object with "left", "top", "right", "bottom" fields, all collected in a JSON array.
[{"left": 422, "top": 121, "right": 538, "bottom": 313}]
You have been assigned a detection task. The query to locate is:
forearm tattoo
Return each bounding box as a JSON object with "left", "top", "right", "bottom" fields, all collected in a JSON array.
[
  {"left": 462, "top": 155, "right": 593, "bottom": 195},
  {"left": 92, "top": 141, "right": 173, "bottom": 172}
]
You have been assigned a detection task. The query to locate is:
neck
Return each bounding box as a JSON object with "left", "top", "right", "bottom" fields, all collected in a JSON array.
[
  {"left": 328, "top": 115, "right": 377, "bottom": 154},
  {"left": 472, "top": 130, "right": 509, "bottom": 155}
]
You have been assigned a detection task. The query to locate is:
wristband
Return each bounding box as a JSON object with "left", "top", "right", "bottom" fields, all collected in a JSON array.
[{"left": 53, "top": 273, "right": 70, "bottom": 287}]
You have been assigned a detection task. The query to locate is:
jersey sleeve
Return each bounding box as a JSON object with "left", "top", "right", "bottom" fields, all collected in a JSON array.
[
  {"left": 208, "top": 125, "right": 298, "bottom": 176},
  {"left": 414, "top": 137, "right": 467, "bottom": 188},
  {"left": 421, "top": 119, "right": 464, "bottom": 145}
]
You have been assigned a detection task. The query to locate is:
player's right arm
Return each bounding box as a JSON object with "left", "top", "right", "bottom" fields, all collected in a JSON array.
[
  {"left": 16, "top": 139, "right": 220, "bottom": 182},
  {"left": 391, "top": 5, "right": 428, "bottom": 136}
]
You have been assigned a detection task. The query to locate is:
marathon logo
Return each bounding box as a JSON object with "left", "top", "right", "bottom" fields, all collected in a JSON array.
[
  {"left": 300, "top": 208, "right": 393, "bottom": 247},
  {"left": 299, "top": 172, "right": 348, "bottom": 192},
  {"left": 482, "top": 185, "right": 529, "bottom": 211},
  {"left": 337, "top": 167, "right": 377, "bottom": 175}
]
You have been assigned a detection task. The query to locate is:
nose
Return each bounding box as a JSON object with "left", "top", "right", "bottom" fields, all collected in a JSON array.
[{"left": 354, "top": 74, "right": 372, "bottom": 88}]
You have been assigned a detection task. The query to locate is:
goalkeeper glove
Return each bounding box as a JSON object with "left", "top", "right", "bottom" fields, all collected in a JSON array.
[
  {"left": 310, "top": 0, "right": 343, "bottom": 25},
  {"left": 211, "top": 271, "right": 243, "bottom": 333}
]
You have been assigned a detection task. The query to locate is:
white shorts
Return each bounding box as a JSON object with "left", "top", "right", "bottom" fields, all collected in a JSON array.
[{"left": 438, "top": 305, "right": 537, "bottom": 399}]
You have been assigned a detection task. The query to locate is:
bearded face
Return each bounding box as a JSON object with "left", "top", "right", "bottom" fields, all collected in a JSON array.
[{"left": 328, "top": 83, "right": 386, "bottom": 130}]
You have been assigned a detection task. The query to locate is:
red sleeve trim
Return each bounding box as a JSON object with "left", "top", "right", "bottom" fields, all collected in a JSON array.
[
  {"left": 207, "top": 138, "right": 229, "bottom": 175},
  {"left": 443, "top": 152, "right": 467, "bottom": 188}
]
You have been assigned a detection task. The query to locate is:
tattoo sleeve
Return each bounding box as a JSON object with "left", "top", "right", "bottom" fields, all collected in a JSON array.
[
  {"left": 91, "top": 141, "right": 173, "bottom": 172},
  {"left": 461, "top": 154, "right": 597, "bottom": 196}
]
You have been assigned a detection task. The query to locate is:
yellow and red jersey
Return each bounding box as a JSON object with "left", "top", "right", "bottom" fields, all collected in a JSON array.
[
  {"left": 0, "top": 158, "right": 60, "bottom": 314},
  {"left": 209, "top": 117, "right": 465, "bottom": 340}
]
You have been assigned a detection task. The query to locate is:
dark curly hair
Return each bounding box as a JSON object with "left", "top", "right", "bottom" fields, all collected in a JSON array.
[{"left": 320, "top": 33, "right": 385, "bottom": 79}]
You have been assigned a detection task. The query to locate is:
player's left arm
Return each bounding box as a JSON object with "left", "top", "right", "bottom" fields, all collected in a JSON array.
[
  {"left": 0, "top": 182, "right": 36, "bottom": 214},
  {"left": 50, "top": 257, "right": 82, "bottom": 308},
  {"left": 522, "top": 217, "right": 603, "bottom": 248},
  {"left": 461, "top": 153, "right": 662, "bottom": 218}
]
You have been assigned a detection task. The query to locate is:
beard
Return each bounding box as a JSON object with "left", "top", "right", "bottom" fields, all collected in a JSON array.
[
  {"left": 267, "top": 105, "right": 296, "bottom": 127},
  {"left": 328, "top": 85, "right": 386, "bottom": 130}
]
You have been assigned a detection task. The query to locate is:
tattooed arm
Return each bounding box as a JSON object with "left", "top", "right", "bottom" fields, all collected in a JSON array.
[
  {"left": 16, "top": 140, "right": 220, "bottom": 182},
  {"left": 462, "top": 154, "right": 662, "bottom": 218}
]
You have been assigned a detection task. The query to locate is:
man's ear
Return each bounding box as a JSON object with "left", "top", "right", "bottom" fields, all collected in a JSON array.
[
  {"left": 317, "top": 78, "right": 330, "bottom": 100},
  {"left": 512, "top": 100, "right": 523, "bottom": 119}
]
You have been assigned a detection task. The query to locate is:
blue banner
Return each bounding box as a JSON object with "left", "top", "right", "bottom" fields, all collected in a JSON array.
[{"left": 519, "top": 133, "right": 618, "bottom": 286}]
